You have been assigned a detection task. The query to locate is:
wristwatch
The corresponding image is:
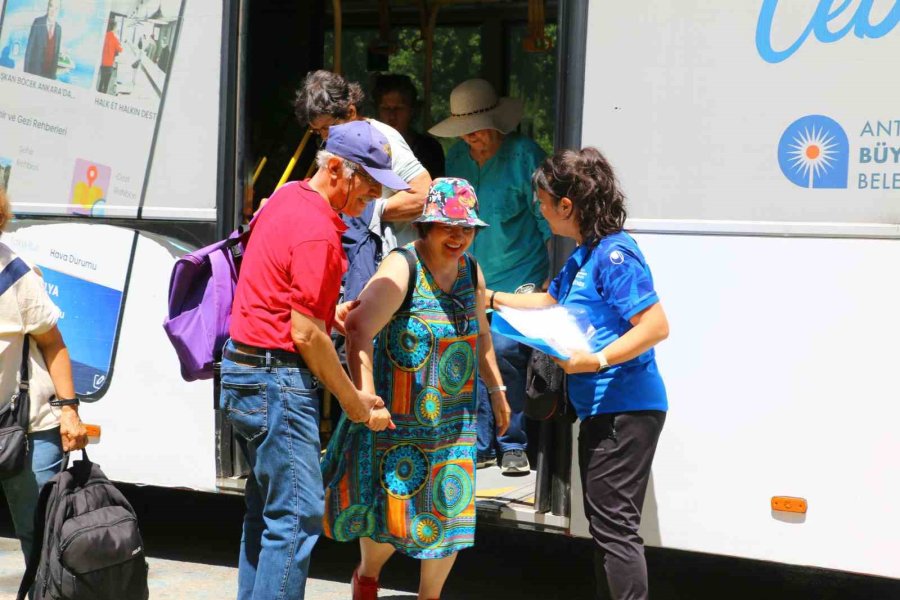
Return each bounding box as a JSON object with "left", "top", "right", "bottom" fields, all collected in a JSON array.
[
  {"left": 49, "top": 396, "right": 80, "bottom": 407},
  {"left": 594, "top": 351, "right": 609, "bottom": 373}
]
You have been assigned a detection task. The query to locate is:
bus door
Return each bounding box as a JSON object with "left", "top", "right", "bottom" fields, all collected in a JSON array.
[{"left": 311, "top": 0, "right": 571, "bottom": 534}]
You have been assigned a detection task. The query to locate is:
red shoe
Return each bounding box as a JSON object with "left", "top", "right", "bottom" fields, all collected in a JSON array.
[{"left": 351, "top": 565, "right": 379, "bottom": 600}]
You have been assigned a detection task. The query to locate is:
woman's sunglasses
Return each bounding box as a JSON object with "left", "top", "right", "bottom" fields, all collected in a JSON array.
[{"left": 447, "top": 294, "right": 470, "bottom": 336}]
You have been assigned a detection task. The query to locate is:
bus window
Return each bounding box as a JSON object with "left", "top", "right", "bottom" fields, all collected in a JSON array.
[
  {"left": 324, "top": 24, "right": 483, "bottom": 144},
  {"left": 506, "top": 23, "right": 557, "bottom": 154}
]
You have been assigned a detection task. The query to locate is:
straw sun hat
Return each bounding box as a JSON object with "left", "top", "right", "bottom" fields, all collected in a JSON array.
[{"left": 428, "top": 79, "right": 524, "bottom": 138}]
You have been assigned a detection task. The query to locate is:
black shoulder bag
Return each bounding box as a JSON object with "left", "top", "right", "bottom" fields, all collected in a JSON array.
[
  {"left": 0, "top": 257, "right": 33, "bottom": 479},
  {"left": 525, "top": 248, "right": 596, "bottom": 422}
]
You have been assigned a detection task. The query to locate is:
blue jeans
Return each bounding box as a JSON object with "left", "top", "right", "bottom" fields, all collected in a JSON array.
[
  {"left": 1, "top": 427, "right": 64, "bottom": 564},
  {"left": 477, "top": 331, "right": 529, "bottom": 458},
  {"left": 219, "top": 341, "right": 324, "bottom": 600}
]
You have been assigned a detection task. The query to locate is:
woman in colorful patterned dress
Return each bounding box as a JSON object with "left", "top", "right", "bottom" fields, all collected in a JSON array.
[{"left": 322, "top": 178, "right": 511, "bottom": 600}]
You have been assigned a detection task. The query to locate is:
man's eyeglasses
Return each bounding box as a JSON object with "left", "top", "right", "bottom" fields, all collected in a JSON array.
[
  {"left": 309, "top": 117, "right": 340, "bottom": 141},
  {"left": 447, "top": 294, "right": 470, "bottom": 336},
  {"left": 349, "top": 165, "right": 379, "bottom": 189}
]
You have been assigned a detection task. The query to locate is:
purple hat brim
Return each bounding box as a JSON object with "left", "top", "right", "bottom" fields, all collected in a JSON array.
[{"left": 362, "top": 165, "right": 410, "bottom": 192}]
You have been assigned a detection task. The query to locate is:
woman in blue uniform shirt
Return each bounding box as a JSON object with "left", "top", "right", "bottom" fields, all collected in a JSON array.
[{"left": 487, "top": 147, "right": 669, "bottom": 600}]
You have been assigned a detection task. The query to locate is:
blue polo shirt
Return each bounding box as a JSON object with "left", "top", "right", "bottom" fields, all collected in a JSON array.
[
  {"left": 548, "top": 231, "right": 667, "bottom": 418},
  {"left": 446, "top": 134, "right": 551, "bottom": 292}
]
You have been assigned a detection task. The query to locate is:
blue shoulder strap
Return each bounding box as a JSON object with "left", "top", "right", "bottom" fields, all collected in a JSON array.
[{"left": 0, "top": 258, "right": 30, "bottom": 297}]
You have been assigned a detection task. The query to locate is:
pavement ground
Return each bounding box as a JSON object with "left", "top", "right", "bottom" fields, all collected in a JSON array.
[{"left": 2, "top": 484, "right": 899, "bottom": 599}]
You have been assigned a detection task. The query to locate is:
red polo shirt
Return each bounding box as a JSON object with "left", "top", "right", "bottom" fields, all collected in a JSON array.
[{"left": 230, "top": 181, "right": 348, "bottom": 352}]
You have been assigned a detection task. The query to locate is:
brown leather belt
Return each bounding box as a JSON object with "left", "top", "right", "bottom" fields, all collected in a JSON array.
[{"left": 224, "top": 342, "right": 307, "bottom": 369}]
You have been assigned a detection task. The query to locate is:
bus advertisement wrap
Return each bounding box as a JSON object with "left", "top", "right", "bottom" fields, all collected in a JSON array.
[
  {"left": 582, "top": 1, "right": 900, "bottom": 231},
  {"left": 0, "top": 0, "right": 185, "bottom": 218}
]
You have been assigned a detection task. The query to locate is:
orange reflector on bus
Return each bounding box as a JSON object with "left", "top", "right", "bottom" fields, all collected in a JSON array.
[{"left": 771, "top": 496, "right": 807, "bottom": 514}]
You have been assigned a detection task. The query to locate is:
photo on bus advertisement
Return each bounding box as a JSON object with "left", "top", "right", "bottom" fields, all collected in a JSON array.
[
  {"left": 0, "top": 0, "right": 107, "bottom": 88},
  {"left": 0, "top": 0, "right": 183, "bottom": 98},
  {"left": 97, "top": 0, "right": 182, "bottom": 102},
  {"left": 0, "top": 156, "right": 11, "bottom": 191}
]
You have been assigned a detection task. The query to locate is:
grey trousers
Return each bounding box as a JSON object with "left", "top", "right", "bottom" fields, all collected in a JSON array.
[{"left": 579, "top": 411, "right": 666, "bottom": 600}]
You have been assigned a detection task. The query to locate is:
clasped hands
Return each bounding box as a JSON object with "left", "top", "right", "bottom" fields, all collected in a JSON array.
[
  {"left": 346, "top": 390, "right": 396, "bottom": 432},
  {"left": 358, "top": 396, "right": 395, "bottom": 432}
]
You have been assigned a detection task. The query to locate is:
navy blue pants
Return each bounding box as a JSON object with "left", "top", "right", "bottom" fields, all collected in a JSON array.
[{"left": 476, "top": 331, "right": 530, "bottom": 459}]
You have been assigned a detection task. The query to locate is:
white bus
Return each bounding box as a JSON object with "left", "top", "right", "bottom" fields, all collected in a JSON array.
[{"left": 1, "top": 0, "right": 897, "bottom": 586}]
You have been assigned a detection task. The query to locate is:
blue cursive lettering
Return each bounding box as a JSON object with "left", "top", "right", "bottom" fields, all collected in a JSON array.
[{"left": 757, "top": 0, "right": 900, "bottom": 63}]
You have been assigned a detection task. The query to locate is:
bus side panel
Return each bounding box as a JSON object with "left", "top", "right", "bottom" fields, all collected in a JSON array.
[
  {"left": 576, "top": 0, "right": 900, "bottom": 580},
  {"left": 567, "top": 234, "right": 900, "bottom": 579},
  {"left": 638, "top": 233, "right": 899, "bottom": 579},
  {"left": 87, "top": 231, "right": 216, "bottom": 491}
]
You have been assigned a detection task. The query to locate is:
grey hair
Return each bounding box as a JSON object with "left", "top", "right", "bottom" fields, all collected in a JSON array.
[
  {"left": 294, "top": 70, "right": 365, "bottom": 127},
  {"left": 315, "top": 150, "right": 357, "bottom": 178}
]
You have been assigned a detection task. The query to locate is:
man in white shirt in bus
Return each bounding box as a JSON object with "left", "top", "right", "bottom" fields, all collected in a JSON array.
[{"left": 294, "top": 69, "right": 431, "bottom": 251}]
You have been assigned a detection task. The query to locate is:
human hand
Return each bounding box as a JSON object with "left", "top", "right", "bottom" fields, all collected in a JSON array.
[
  {"left": 344, "top": 389, "right": 384, "bottom": 423},
  {"left": 333, "top": 299, "right": 360, "bottom": 336},
  {"left": 552, "top": 349, "right": 599, "bottom": 374},
  {"left": 59, "top": 407, "right": 88, "bottom": 451},
  {"left": 490, "top": 391, "right": 511, "bottom": 436},
  {"left": 366, "top": 407, "right": 396, "bottom": 432}
]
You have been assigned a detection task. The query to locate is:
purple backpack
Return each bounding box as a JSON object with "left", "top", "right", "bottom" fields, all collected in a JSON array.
[{"left": 163, "top": 224, "right": 250, "bottom": 381}]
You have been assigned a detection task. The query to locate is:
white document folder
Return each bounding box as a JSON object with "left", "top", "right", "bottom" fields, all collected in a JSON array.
[{"left": 491, "top": 305, "right": 594, "bottom": 359}]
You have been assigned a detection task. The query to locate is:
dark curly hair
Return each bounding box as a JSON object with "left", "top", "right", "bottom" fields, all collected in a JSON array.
[
  {"left": 293, "top": 70, "right": 365, "bottom": 127},
  {"left": 532, "top": 147, "right": 626, "bottom": 246}
]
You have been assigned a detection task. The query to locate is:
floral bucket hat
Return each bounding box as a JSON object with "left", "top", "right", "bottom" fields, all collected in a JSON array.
[{"left": 413, "top": 177, "right": 489, "bottom": 228}]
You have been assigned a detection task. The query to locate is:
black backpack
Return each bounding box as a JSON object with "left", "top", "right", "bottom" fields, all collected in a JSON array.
[{"left": 17, "top": 450, "right": 149, "bottom": 600}]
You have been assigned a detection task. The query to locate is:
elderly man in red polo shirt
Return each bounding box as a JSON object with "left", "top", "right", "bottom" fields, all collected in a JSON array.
[{"left": 221, "top": 120, "right": 409, "bottom": 600}]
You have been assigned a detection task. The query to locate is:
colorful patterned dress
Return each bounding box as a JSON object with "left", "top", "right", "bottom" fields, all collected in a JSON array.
[{"left": 322, "top": 246, "right": 479, "bottom": 559}]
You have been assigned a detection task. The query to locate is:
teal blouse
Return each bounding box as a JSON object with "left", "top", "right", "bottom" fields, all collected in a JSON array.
[{"left": 446, "top": 134, "right": 551, "bottom": 292}]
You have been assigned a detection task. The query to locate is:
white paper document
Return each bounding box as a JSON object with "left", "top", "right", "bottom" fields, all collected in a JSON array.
[{"left": 492, "top": 305, "right": 595, "bottom": 359}]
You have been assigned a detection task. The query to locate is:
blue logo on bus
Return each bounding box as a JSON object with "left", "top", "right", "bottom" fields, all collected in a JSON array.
[{"left": 777, "top": 115, "right": 849, "bottom": 189}]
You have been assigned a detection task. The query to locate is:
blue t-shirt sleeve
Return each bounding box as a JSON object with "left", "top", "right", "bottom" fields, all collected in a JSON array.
[
  {"left": 594, "top": 243, "right": 659, "bottom": 321},
  {"left": 548, "top": 269, "right": 562, "bottom": 299}
]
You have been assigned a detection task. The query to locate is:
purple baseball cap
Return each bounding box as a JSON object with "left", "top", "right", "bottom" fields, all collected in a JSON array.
[{"left": 324, "top": 121, "right": 410, "bottom": 191}]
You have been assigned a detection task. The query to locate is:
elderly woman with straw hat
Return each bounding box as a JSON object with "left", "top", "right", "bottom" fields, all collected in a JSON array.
[
  {"left": 429, "top": 79, "right": 551, "bottom": 475},
  {"left": 321, "top": 177, "right": 510, "bottom": 600}
]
